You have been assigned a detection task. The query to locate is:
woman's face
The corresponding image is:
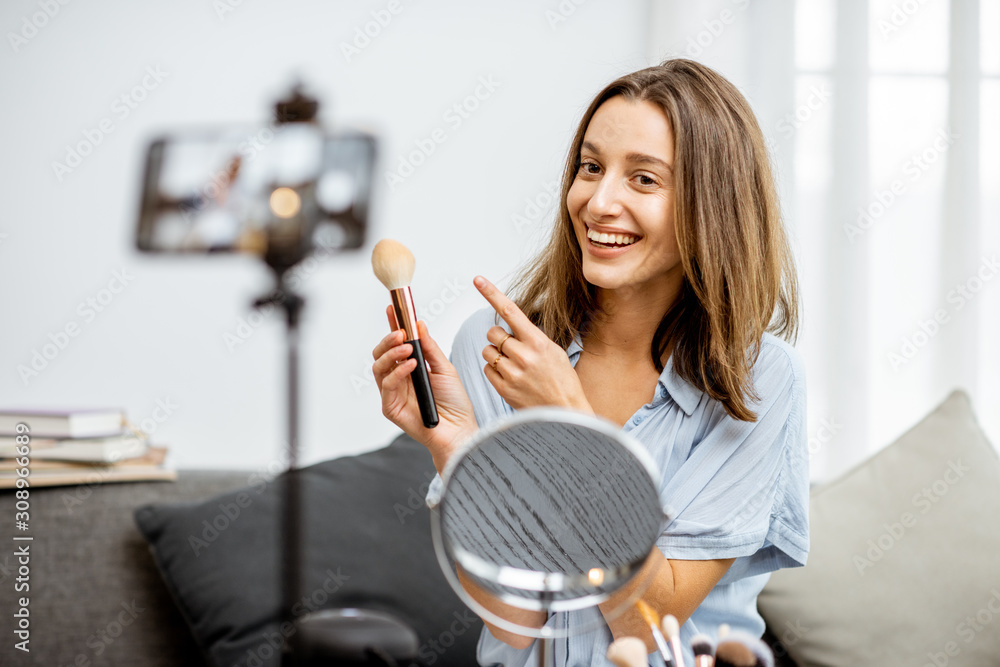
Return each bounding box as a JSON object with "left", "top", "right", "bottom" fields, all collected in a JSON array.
[{"left": 567, "top": 96, "right": 681, "bottom": 300}]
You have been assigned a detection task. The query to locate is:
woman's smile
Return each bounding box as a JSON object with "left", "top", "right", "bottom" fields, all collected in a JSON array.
[
  {"left": 584, "top": 225, "right": 641, "bottom": 248},
  {"left": 583, "top": 223, "right": 644, "bottom": 260}
]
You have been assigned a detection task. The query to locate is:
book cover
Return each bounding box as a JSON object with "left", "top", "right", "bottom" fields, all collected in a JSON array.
[
  {"left": 0, "top": 465, "right": 177, "bottom": 489},
  {"left": 0, "top": 409, "right": 125, "bottom": 439},
  {"left": 0, "top": 446, "right": 168, "bottom": 471},
  {"left": 0, "top": 433, "right": 148, "bottom": 462}
]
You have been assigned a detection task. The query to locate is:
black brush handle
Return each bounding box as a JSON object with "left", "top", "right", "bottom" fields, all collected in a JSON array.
[{"left": 407, "top": 339, "right": 438, "bottom": 428}]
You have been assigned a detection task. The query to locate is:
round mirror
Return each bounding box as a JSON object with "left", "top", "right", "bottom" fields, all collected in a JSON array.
[{"left": 431, "top": 408, "right": 667, "bottom": 641}]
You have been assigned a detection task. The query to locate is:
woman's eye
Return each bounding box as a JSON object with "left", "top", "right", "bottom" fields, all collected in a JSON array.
[
  {"left": 636, "top": 174, "right": 656, "bottom": 187},
  {"left": 579, "top": 161, "right": 601, "bottom": 175}
]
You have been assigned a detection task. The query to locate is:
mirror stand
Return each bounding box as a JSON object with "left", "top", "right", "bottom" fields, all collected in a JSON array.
[{"left": 432, "top": 409, "right": 667, "bottom": 667}]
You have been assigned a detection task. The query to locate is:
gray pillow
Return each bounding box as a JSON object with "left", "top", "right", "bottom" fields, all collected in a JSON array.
[
  {"left": 757, "top": 390, "right": 1000, "bottom": 666},
  {"left": 135, "top": 434, "right": 482, "bottom": 667}
]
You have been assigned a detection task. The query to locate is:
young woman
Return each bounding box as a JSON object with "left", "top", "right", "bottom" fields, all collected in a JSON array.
[{"left": 372, "top": 59, "right": 808, "bottom": 666}]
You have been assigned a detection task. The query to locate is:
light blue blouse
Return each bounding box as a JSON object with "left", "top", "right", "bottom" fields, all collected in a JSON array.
[{"left": 427, "top": 307, "right": 809, "bottom": 667}]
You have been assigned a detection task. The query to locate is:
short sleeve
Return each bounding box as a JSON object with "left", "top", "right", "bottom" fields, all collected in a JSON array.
[{"left": 656, "top": 340, "right": 809, "bottom": 577}]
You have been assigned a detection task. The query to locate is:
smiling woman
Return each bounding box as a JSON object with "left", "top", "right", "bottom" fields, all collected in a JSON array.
[
  {"left": 512, "top": 60, "right": 799, "bottom": 423},
  {"left": 372, "top": 59, "right": 808, "bottom": 667}
]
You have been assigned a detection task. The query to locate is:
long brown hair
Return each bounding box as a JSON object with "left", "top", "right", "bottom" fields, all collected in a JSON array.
[{"left": 510, "top": 59, "right": 799, "bottom": 422}]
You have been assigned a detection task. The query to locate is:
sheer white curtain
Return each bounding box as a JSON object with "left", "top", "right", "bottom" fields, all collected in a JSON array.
[{"left": 645, "top": 0, "right": 998, "bottom": 481}]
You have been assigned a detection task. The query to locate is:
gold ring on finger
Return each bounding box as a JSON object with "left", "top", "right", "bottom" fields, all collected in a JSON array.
[
  {"left": 491, "top": 352, "right": 503, "bottom": 372},
  {"left": 497, "top": 332, "right": 513, "bottom": 356}
]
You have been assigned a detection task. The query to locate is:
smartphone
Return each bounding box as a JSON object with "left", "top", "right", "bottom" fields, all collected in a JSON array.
[{"left": 135, "top": 125, "right": 377, "bottom": 261}]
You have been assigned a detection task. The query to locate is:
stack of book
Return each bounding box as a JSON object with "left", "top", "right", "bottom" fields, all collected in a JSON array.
[{"left": 0, "top": 408, "right": 176, "bottom": 489}]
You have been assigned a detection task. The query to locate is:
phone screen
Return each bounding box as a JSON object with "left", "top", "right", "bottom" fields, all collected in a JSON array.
[{"left": 136, "top": 126, "right": 376, "bottom": 255}]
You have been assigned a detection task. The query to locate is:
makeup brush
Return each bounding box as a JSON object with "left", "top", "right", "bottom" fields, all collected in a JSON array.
[
  {"left": 371, "top": 239, "right": 439, "bottom": 428},
  {"left": 661, "top": 614, "right": 686, "bottom": 667},
  {"left": 691, "top": 633, "right": 715, "bottom": 667},
  {"left": 714, "top": 631, "right": 774, "bottom": 667},
  {"left": 607, "top": 637, "right": 649, "bottom": 667},
  {"left": 635, "top": 600, "right": 674, "bottom": 667}
]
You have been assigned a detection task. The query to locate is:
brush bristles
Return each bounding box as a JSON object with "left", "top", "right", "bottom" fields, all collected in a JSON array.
[
  {"left": 714, "top": 642, "right": 757, "bottom": 667},
  {"left": 716, "top": 632, "right": 774, "bottom": 667},
  {"left": 635, "top": 600, "right": 659, "bottom": 630},
  {"left": 371, "top": 238, "right": 415, "bottom": 290},
  {"left": 662, "top": 614, "right": 679, "bottom": 639},
  {"left": 691, "top": 633, "right": 715, "bottom": 657},
  {"left": 606, "top": 637, "right": 648, "bottom": 667}
]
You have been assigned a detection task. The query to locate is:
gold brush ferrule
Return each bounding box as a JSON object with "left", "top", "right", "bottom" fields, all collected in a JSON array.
[{"left": 390, "top": 287, "right": 419, "bottom": 341}]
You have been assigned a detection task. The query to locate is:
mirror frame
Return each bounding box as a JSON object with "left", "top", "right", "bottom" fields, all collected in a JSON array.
[{"left": 430, "top": 407, "right": 668, "bottom": 640}]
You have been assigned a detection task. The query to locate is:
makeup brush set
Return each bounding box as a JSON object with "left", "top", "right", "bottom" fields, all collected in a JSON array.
[{"left": 610, "top": 604, "right": 774, "bottom": 667}]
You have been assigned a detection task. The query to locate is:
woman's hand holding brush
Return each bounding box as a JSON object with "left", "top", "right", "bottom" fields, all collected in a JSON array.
[
  {"left": 372, "top": 307, "right": 477, "bottom": 475},
  {"left": 372, "top": 239, "right": 477, "bottom": 472}
]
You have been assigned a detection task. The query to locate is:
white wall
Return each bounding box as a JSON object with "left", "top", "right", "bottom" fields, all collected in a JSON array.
[
  {"left": 0, "top": 0, "right": 650, "bottom": 468},
  {"left": 6, "top": 0, "right": 994, "bottom": 478}
]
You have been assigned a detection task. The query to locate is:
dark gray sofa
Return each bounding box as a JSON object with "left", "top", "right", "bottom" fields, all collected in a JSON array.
[
  {"left": 7, "top": 392, "right": 994, "bottom": 667},
  {"left": 0, "top": 470, "right": 248, "bottom": 666},
  {"left": 0, "top": 434, "right": 795, "bottom": 666}
]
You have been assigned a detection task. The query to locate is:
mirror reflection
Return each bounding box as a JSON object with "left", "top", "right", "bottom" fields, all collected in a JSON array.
[{"left": 435, "top": 410, "right": 665, "bottom": 636}]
